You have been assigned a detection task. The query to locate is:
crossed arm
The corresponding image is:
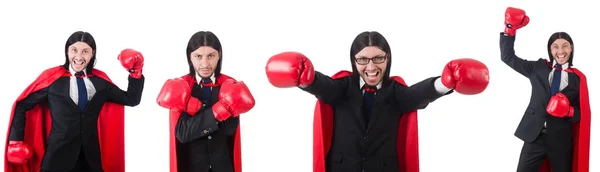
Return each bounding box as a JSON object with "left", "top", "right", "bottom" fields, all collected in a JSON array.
[{"left": 175, "top": 106, "right": 239, "bottom": 144}]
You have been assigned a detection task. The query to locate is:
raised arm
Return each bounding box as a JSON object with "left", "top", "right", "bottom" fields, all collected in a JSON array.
[
  {"left": 500, "top": 34, "right": 538, "bottom": 77},
  {"left": 108, "top": 48, "right": 145, "bottom": 106},
  {"left": 500, "top": 7, "right": 538, "bottom": 77},
  {"left": 265, "top": 52, "right": 347, "bottom": 104},
  {"left": 106, "top": 76, "right": 145, "bottom": 106}
]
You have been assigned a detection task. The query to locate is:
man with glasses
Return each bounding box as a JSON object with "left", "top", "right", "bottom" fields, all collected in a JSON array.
[{"left": 264, "top": 31, "right": 490, "bottom": 172}]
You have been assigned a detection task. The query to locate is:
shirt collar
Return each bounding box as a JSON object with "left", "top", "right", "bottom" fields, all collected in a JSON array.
[
  {"left": 196, "top": 73, "right": 216, "bottom": 85},
  {"left": 359, "top": 78, "right": 382, "bottom": 90},
  {"left": 69, "top": 65, "right": 87, "bottom": 77},
  {"left": 555, "top": 62, "right": 570, "bottom": 69}
]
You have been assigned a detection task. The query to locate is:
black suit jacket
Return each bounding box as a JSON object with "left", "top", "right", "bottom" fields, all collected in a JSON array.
[
  {"left": 175, "top": 83, "right": 240, "bottom": 172},
  {"left": 499, "top": 33, "right": 581, "bottom": 148},
  {"left": 9, "top": 74, "right": 145, "bottom": 171},
  {"left": 301, "top": 72, "right": 450, "bottom": 172}
]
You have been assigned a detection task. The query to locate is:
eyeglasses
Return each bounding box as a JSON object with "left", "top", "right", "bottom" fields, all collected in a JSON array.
[{"left": 355, "top": 56, "right": 387, "bottom": 65}]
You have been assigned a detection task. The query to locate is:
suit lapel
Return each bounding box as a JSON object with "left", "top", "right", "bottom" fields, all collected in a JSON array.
[
  {"left": 536, "top": 66, "right": 552, "bottom": 95},
  {"left": 87, "top": 77, "right": 103, "bottom": 105},
  {"left": 347, "top": 80, "right": 368, "bottom": 132}
]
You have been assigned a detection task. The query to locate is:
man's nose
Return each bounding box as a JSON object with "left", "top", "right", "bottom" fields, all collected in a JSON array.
[
  {"left": 365, "top": 61, "right": 376, "bottom": 70},
  {"left": 73, "top": 54, "right": 83, "bottom": 59},
  {"left": 199, "top": 58, "right": 209, "bottom": 67},
  {"left": 558, "top": 47, "right": 568, "bottom": 53}
]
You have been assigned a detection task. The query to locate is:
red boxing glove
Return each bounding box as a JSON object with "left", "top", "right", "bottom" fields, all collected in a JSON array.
[
  {"left": 212, "top": 79, "right": 256, "bottom": 121},
  {"left": 156, "top": 78, "right": 203, "bottom": 115},
  {"left": 265, "top": 51, "right": 315, "bottom": 88},
  {"left": 504, "top": 7, "right": 529, "bottom": 36},
  {"left": 6, "top": 141, "right": 33, "bottom": 165},
  {"left": 546, "top": 93, "right": 574, "bottom": 118},
  {"left": 441, "top": 58, "right": 490, "bottom": 95},
  {"left": 118, "top": 48, "right": 144, "bottom": 79}
]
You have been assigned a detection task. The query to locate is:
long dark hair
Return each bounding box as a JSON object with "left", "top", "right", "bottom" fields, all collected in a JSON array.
[
  {"left": 63, "top": 31, "right": 97, "bottom": 74},
  {"left": 186, "top": 31, "right": 223, "bottom": 78},
  {"left": 547, "top": 32, "right": 574, "bottom": 67},
  {"left": 349, "top": 31, "right": 392, "bottom": 86}
]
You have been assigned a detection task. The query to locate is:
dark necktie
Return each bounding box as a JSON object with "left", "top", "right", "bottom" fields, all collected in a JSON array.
[
  {"left": 75, "top": 72, "right": 88, "bottom": 111},
  {"left": 201, "top": 78, "right": 213, "bottom": 103},
  {"left": 550, "top": 64, "right": 562, "bottom": 96},
  {"left": 363, "top": 85, "right": 377, "bottom": 124}
]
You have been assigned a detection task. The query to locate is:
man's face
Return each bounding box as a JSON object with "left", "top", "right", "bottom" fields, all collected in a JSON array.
[
  {"left": 67, "top": 42, "right": 94, "bottom": 72},
  {"left": 190, "top": 46, "right": 220, "bottom": 78},
  {"left": 550, "top": 38, "right": 572, "bottom": 65},
  {"left": 354, "top": 46, "right": 388, "bottom": 86}
]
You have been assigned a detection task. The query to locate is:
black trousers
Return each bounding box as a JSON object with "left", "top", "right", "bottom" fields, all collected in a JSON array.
[
  {"left": 41, "top": 151, "right": 93, "bottom": 172},
  {"left": 516, "top": 131, "right": 572, "bottom": 172}
]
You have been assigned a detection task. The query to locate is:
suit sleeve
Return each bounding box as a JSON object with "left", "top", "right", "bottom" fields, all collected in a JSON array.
[
  {"left": 560, "top": 73, "right": 581, "bottom": 122},
  {"left": 175, "top": 107, "right": 221, "bottom": 144},
  {"left": 499, "top": 33, "right": 538, "bottom": 77},
  {"left": 219, "top": 116, "right": 240, "bottom": 136},
  {"left": 9, "top": 88, "right": 49, "bottom": 141},
  {"left": 395, "top": 77, "right": 451, "bottom": 114},
  {"left": 299, "top": 71, "right": 348, "bottom": 104},
  {"left": 106, "top": 75, "right": 145, "bottom": 106}
]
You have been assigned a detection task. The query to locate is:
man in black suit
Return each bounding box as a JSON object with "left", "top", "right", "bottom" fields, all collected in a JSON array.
[
  {"left": 4, "top": 31, "right": 145, "bottom": 172},
  {"left": 156, "top": 31, "right": 255, "bottom": 172},
  {"left": 501, "top": 7, "right": 591, "bottom": 172},
  {"left": 264, "top": 31, "right": 490, "bottom": 172}
]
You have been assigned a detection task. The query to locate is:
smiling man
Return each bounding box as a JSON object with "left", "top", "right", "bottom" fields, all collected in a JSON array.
[
  {"left": 265, "top": 31, "right": 490, "bottom": 172},
  {"left": 4, "top": 31, "right": 145, "bottom": 172},
  {"left": 501, "top": 7, "right": 591, "bottom": 172},
  {"left": 156, "top": 31, "right": 255, "bottom": 172}
]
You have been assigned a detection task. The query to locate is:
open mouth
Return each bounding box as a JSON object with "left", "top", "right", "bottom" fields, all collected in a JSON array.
[
  {"left": 556, "top": 54, "right": 567, "bottom": 60},
  {"left": 365, "top": 71, "right": 380, "bottom": 79},
  {"left": 72, "top": 59, "right": 86, "bottom": 65}
]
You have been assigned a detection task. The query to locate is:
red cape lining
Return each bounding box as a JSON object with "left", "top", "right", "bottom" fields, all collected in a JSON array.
[
  {"left": 168, "top": 74, "right": 242, "bottom": 172},
  {"left": 3, "top": 66, "right": 125, "bottom": 172},
  {"left": 537, "top": 66, "right": 591, "bottom": 172},
  {"left": 313, "top": 70, "right": 420, "bottom": 172}
]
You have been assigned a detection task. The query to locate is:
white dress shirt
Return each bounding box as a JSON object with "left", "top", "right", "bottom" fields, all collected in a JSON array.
[
  {"left": 69, "top": 67, "right": 96, "bottom": 105},
  {"left": 196, "top": 73, "right": 216, "bottom": 90},
  {"left": 545, "top": 62, "right": 570, "bottom": 127}
]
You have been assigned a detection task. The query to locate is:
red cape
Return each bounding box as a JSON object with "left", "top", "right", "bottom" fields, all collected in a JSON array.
[
  {"left": 3, "top": 66, "right": 125, "bottom": 172},
  {"left": 168, "top": 74, "right": 242, "bottom": 172},
  {"left": 538, "top": 67, "right": 591, "bottom": 172},
  {"left": 313, "top": 70, "right": 420, "bottom": 172}
]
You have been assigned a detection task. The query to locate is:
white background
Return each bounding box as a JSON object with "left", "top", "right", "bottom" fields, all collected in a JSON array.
[{"left": 0, "top": 0, "right": 598, "bottom": 171}]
